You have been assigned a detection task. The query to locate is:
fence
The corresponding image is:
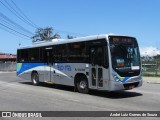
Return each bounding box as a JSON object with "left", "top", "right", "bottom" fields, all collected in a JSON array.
[
  {"left": 142, "top": 61, "right": 160, "bottom": 76},
  {"left": 0, "top": 62, "right": 16, "bottom": 71}
]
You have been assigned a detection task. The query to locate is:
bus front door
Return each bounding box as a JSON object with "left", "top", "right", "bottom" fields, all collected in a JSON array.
[
  {"left": 44, "top": 48, "right": 53, "bottom": 82},
  {"left": 90, "top": 46, "right": 103, "bottom": 88}
]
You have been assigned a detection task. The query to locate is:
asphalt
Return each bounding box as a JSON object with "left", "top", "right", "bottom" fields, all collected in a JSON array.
[
  {"left": 0, "top": 72, "right": 160, "bottom": 120},
  {"left": 143, "top": 77, "right": 160, "bottom": 84}
]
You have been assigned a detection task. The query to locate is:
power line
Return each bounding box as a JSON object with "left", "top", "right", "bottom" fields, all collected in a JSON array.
[
  {"left": 0, "top": 0, "right": 37, "bottom": 28},
  {"left": 54, "top": 28, "right": 88, "bottom": 37},
  {"left": 0, "top": 18, "right": 32, "bottom": 38},
  {"left": 0, "top": 0, "right": 87, "bottom": 39},
  {"left": 0, "top": 22, "right": 31, "bottom": 38},
  {"left": 0, "top": 12, "right": 34, "bottom": 35},
  {"left": 10, "top": 0, "right": 38, "bottom": 28},
  {"left": 7, "top": 0, "right": 86, "bottom": 37},
  {"left": 3, "top": 0, "right": 32, "bottom": 27},
  {"left": 0, "top": 25, "right": 30, "bottom": 40}
]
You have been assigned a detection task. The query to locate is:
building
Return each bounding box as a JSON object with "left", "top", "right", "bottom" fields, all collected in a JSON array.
[{"left": 0, "top": 52, "right": 16, "bottom": 62}]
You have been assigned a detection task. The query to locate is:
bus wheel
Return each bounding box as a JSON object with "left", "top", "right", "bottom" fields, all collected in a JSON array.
[
  {"left": 31, "top": 72, "right": 39, "bottom": 86},
  {"left": 76, "top": 76, "right": 89, "bottom": 94}
]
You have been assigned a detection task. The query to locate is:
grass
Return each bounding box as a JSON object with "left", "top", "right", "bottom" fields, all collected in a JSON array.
[{"left": 142, "top": 73, "right": 160, "bottom": 77}]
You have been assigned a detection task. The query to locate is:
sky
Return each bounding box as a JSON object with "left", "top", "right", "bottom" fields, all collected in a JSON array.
[{"left": 0, "top": 0, "right": 160, "bottom": 56}]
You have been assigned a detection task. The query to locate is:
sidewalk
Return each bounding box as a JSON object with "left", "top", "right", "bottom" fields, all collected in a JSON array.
[
  {"left": 0, "top": 71, "right": 16, "bottom": 73},
  {"left": 143, "top": 77, "right": 160, "bottom": 84}
]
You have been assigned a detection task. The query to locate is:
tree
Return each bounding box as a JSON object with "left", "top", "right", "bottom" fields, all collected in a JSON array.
[
  {"left": 32, "top": 27, "right": 55, "bottom": 42},
  {"left": 53, "top": 33, "right": 61, "bottom": 39},
  {"left": 67, "top": 35, "right": 76, "bottom": 39}
]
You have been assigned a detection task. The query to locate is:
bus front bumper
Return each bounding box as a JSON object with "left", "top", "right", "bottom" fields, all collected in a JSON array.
[{"left": 109, "top": 79, "right": 143, "bottom": 91}]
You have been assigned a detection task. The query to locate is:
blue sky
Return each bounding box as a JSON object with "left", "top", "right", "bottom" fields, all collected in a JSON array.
[{"left": 0, "top": 0, "right": 160, "bottom": 55}]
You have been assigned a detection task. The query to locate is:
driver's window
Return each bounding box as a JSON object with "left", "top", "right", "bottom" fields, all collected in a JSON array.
[
  {"left": 90, "top": 48, "right": 97, "bottom": 65},
  {"left": 90, "top": 47, "right": 103, "bottom": 66}
]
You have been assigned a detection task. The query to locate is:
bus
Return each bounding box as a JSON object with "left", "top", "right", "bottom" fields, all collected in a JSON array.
[{"left": 17, "top": 34, "right": 142, "bottom": 93}]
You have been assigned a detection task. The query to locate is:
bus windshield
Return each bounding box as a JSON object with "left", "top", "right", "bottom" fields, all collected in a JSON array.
[{"left": 109, "top": 36, "right": 141, "bottom": 77}]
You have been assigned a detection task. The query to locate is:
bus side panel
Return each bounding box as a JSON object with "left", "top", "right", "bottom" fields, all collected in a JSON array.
[{"left": 53, "top": 63, "right": 87, "bottom": 86}]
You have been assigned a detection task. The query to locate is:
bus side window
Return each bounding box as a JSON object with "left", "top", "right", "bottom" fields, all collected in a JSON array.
[
  {"left": 54, "top": 45, "right": 67, "bottom": 62},
  {"left": 17, "top": 50, "right": 21, "bottom": 62},
  {"left": 29, "top": 48, "right": 40, "bottom": 62},
  {"left": 21, "top": 49, "right": 28, "bottom": 62}
]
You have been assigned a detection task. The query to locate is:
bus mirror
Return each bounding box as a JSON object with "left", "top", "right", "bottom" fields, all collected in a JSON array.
[{"left": 104, "top": 63, "right": 109, "bottom": 68}]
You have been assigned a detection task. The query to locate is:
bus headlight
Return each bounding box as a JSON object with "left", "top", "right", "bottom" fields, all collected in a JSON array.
[{"left": 113, "top": 74, "right": 121, "bottom": 82}]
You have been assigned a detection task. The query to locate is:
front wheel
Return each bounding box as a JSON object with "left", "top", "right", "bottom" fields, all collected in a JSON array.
[
  {"left": 31, "top": 72, "right": 39, "bottom": 86},
  {"left": 76, "top": 76, "right": 89, "bottom": 94}
]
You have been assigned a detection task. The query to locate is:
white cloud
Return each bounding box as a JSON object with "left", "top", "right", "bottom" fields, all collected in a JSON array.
[{"left": 140, "top": 46, "right": 160, "bottom": 56}]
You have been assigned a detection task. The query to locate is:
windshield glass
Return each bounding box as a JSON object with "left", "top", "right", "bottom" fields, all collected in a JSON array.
[{"left": 109, "top": 36, "right": 141, "bottom": 76}]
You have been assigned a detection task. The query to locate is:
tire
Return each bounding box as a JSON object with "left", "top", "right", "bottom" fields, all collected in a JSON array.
[
  {"left": 31, "top": 72, "right": 39, "bottom": 86},
  {"left": 76, "top": 76, "right": 89, "bottom": 94}
]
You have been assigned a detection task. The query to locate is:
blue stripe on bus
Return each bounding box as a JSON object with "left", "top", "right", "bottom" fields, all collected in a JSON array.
[
  {"left": 121, "top": 77, "right": 130, "bottom": 83},
  {"left": 16, "top": 63, "right": 45, "bottom": 76}
]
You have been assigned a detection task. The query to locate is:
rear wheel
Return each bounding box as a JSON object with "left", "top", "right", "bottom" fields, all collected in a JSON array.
[
  {"left": 76, "top": 76, "right": 89, "bottom": 94},
  {"left": 31, "top": 72, "right": 39, "bottom": 86}
]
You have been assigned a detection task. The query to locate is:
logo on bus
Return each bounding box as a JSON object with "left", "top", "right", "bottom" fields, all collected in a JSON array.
[{"left": 56, "top": 64, "right": 72, "bottom": 71}]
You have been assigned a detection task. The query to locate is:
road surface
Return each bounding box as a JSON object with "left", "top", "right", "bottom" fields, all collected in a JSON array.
[{"left": 0, "top": 72, "right": 159, "bottom": 120}]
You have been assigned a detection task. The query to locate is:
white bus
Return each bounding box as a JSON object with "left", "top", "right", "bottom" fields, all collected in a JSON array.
[{"left": 17, "top": 34, "right": 142, "bottom": 93}]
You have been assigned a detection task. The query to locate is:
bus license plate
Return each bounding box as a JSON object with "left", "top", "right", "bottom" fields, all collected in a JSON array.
[{"left": 129, "top": 85, "right": 135, "bottom": 89}]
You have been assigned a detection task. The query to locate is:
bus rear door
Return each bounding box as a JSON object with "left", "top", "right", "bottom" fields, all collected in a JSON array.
[{"left": 90, "top": 46, "right": 103, "bottom": 89}]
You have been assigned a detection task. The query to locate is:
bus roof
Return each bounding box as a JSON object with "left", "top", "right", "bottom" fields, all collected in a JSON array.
[{"left": 18, "top": 34, "right": 135, "bottom": 49}]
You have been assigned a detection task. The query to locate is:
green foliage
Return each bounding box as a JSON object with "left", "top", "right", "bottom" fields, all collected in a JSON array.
[
  {"left": 142, "top": 73, "right": 160, "bottom": 77},
  {"left": 32, "top": 27, "right": 61, "bottom": 42}
]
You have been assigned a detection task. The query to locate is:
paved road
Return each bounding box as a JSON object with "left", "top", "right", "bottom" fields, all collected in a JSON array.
[
  {"left": 0, "top": 72, "right": 160, "bottom": 120},
  {"left": 143, "top": 77, "right": 160, "bottom": 83}
]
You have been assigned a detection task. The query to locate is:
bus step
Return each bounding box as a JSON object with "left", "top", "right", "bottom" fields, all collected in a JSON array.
[{"left": 44, "top": 81, "right": 55, "bottom": 84}]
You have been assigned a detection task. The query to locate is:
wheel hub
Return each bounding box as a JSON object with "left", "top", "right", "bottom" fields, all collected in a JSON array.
[{"left": 79, "top": 81, "right": 86, "bottom": 89}]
